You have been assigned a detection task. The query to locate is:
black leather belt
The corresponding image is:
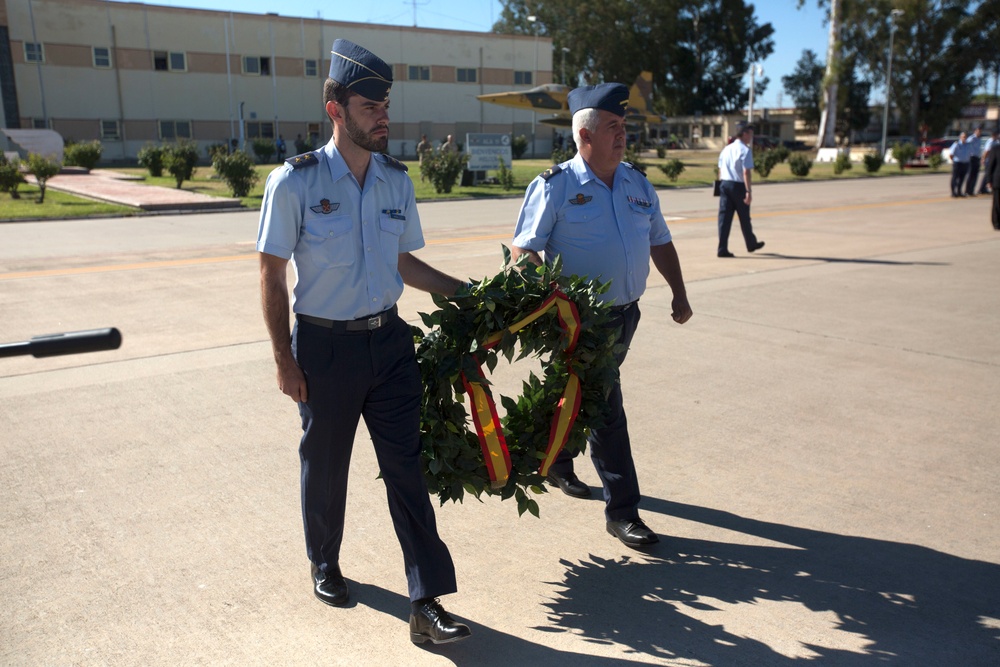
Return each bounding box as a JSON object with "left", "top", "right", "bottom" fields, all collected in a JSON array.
[
  {"left": 297, "top": 305, "right": 398, "bottom": 332},
  {"left": 610, "top": 300, "right": 637, "bottom": 313}
]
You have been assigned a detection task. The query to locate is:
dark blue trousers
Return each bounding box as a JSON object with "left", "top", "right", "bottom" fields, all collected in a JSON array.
[
  {"left": 292, "top": 315, "right": 457, "bottom": 602},
  {"left": 718, "top": 180, "right": 759, "bottom": 253},
  {"left": 966, "top": 156, "right": 980, "bottom": 195},
  {"left": 952, "top": 162, "right": 969, "bottom": 196},
  {"left": 550, "top": 303, "right": 642, "bottom": 522}
]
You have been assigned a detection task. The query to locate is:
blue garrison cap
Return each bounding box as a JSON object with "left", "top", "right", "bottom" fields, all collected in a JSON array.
[
  {"left": 567, "top": 83, "right": 629, "bottom": 117},
  {"left": 329, "top": 39, "right": 392, "bottom": 101}
]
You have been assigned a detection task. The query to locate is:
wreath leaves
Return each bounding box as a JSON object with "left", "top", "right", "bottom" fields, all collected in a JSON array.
[{"left": 413, "top": 246, "right": 622, "bottom": 516}]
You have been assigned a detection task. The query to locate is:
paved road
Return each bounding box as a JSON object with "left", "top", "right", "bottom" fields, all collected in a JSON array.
[{"left": 2, "top": 174, "right": 998, "bottom": 665}]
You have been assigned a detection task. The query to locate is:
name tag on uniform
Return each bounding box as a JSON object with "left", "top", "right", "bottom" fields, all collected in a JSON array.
[
  {"left": 627, "top": 196, "right": 651, "bottom": 208},
  {"left": 382, "top": 209, "right": 406, "bottom": 220}
]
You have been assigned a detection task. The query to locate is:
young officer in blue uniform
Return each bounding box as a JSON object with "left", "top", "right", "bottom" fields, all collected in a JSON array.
[
  {"left": 510, "top": 83, "right": 693, "bottom": 548},
  {"left": 257, "top": 39, "right": 471, "bottom": 645}
]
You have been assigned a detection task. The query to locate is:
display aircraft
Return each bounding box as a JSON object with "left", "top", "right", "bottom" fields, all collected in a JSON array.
[{"left": 476, "top": 71, "right": 663, "bottom": 128}]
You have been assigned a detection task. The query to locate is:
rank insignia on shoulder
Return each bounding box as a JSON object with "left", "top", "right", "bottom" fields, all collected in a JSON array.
[
  {"left": 627, "top": 195, "right": 652, "bottom": 208},
  {"left": 376, "top": 153, "right": 408, "bottom": 172},
  {"left": 623, "top": 161, "right": 647, "bottom": 176},
  {"left": 287, "top": 152, "right": 319, "bottom": 169},
  {"left": 310, "top": 199, "right": 339, "bottom": 214},
  {"left": 381, "top": 208, "right": 406, "bottom": 220},
  {"left": 569, "top": 193, "right": 593, "bottom": 205},
  {"left": 541, "top": 165, "right": 564, "bottom": 181}
]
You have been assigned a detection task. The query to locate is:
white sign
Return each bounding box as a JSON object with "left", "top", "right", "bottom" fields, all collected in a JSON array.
[{"left": 466, "top": 133, "right": 512, "bottom": 170}]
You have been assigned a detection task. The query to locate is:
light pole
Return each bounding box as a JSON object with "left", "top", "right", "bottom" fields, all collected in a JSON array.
[
  {"left": 527, "top": 15, "right": 538, "bottom": 157},
  {"left": 880, "top": 9, "right": 904, "bottom": 157},
  {"left": 747, "top": 64, "right": 763, "bottom": 124},
  {"left": 561, "top": 46, "right": 569, "bottom": 85}
]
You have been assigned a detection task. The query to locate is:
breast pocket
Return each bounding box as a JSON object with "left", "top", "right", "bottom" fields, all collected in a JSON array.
[
  {"left": 301, "top": 215, "right": 355, "bottom": 269},
  {"left": 627, "top": 203, "right": 653, "bottom": 239},
  {"left": 378, "top": 213, "right": 406, "bottom": 265}
]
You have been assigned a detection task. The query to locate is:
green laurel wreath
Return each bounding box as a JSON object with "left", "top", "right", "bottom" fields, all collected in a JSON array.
[{"left": 413, "top": 247, "right": 621, "bottom": 517}]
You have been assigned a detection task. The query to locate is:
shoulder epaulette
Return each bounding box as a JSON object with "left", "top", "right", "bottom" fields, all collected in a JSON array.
[
  {"left": 376, "top": 153, "right": 408, "bottom": 172},
  {"left": 286, "top": 152, "right": 319, "bottom": 169},
  {"left": 623, "top": 161, "right": 647, "bottom": 177},
  {"left": 540, "top": 165, "right": 564, "bottom": 181}
]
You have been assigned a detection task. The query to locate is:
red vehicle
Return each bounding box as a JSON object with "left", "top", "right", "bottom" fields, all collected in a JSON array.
[{"left": 916, "top": 137, "right": 958, "bottom": 161}]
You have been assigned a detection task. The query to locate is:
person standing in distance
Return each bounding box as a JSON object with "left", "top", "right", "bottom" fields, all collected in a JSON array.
[
  {"left": 256, "top": 39, "right": 471, "bottom": 646},
  {"left": 950, "top": 132, "right": 970, "bottom": 198},
  {"left": 977, "top": 130, "right": 997, "bottom": 195},
  {"left": 716, "top": 124, "right": 765, "bottom": 258},
  {"left": 965, "top": 127, "right": 984, "bottom": 197},
  {"left": 511, "top": 83, "right": 693, "bottom": 548}
]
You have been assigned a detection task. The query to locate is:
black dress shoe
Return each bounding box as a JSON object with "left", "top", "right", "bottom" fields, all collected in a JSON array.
[
  {"left": 410, "top": 599, "right": 471, "bottom": 645},
  {"left": 546, "top": 471, "right": 591, "bottom": 498},
  {"left": 311, "top": 563, "right": 349, "bottom": 607},
  {"left": 717, "top": 250, "right": 735, "bottom": 258},
  {"left": 607, "top": 519, "right": 659, "bottom": 547},
  {"left": 749, "top": 241, "right": 765, "bottom": 252}
]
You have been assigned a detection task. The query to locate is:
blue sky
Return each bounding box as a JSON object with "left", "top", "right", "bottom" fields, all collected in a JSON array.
[{"left": 109, "top": 0, "right": 833, "bottom": 108}]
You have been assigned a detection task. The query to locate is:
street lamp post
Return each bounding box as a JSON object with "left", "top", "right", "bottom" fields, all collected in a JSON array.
[
  {"left": 561, "top": 46, "right": 569, "bottom": 85},
  {"left": 747, "top": 64, "right": 763, "bottom": 124},
  {"left": 880, "top": 9, "right": 904, "bottom": 157},
  {"left": 528, "top": 15, "right": 538, "bottom": 157}
]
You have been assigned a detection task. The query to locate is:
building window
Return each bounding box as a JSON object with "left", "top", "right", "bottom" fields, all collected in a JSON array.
[
  {"left": 408, "top": 65, "right": 430, "bottom": 81},
  {"left": 93, "top": 47, "right": 112, "bottom": 68},
  {"left": 24, "top": 42, "right": 44, "bottom": 63},
  {"left": 154, "top": 51, "right": 186, "bottom": 72},
  {"left": 457, "top": 67, "right": 477, "bottom": 83},
  {"left": 514, "top": 70, "right": 533, "bottom": 86},
  {"left": 243, "top": 56, "right": 271, "bottom": 76},
  {"left": 246, "top": 121, "right": 275, "bottom": 139},
  {"left": 159, "top": 120, "right": 192, "bottom": 140},
  {"left": 304, "top": 59, "right": 318, "bottom": 77},
  {"left": 31, "top": 118, "right": 50, "bottom": 129},
  {"left": 101, "top": 120, "right": 121, "bottom": 140}
]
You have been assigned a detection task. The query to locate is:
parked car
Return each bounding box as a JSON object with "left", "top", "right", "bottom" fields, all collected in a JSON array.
[{"left": 916, "top": 137, "right": 957, "bottom": 161}]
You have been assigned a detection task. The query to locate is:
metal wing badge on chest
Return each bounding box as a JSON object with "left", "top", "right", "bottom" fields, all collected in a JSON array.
[
  {"left": 568, "top": 193, "right": 593, "bottom": 205},
  {"left": 309, "top": 199, "right": 340, "bottom": 214}
]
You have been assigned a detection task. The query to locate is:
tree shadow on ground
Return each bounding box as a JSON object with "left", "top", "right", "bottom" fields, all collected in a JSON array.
[{"left": 535, "top": 499, "right": 999, "bottom": 665}]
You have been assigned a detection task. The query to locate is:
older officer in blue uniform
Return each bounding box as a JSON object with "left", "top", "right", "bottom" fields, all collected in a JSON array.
[
  {"left": 257, "top": 39, "right": 471, "bottom": 645},
  {"left": 511, "top": 83, "right": 693, "bottom": 548},
  {"left": 717, "top": 123, "right": 765, "bottom": 257}
]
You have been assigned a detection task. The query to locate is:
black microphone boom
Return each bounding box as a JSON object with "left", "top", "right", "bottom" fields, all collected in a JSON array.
[{"left": 0, "top": 328, "right": 123, "bottom": 358}]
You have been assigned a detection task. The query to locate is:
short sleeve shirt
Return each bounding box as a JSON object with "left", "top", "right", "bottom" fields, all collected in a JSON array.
[
  {"left": 718, "top": 138, "right": 754, "bottom": 182},
  {"left": 256, "top": 139, "right": 424, "bottom": 320},
  {"left": 512, "top": 154, "right": 672, "bottom": 306}
]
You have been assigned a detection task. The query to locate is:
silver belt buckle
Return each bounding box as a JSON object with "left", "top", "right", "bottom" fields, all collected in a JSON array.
[{"left": 367, "top": 315, "right": 382, "bottom": 330}]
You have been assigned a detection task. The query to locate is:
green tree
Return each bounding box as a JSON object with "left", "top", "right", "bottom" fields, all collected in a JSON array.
[
  {"left": 782, "top": 49, "right": 825, "bottom": 132},
  {"left": 0, "top": 153, "right": 26, "bottom": 198},
  {"left": 137, "top": 143, "right": 166, "bottom": 177},
  {"left": 163, "top": 140, "right": 199, "bottom": 189},
  {"left": 212, "top": 150, "right": 259, "bottom": 197},
  {"left": 26, "top": 153, "right": 61, "bottom": 203}
]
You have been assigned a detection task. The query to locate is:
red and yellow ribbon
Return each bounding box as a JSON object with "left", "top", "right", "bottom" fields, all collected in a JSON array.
[{"left": 461, "top": 290, "right": 584, "bottom": 486}]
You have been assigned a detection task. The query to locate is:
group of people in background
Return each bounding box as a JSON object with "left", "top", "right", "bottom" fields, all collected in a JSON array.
[{"left": 950, "top": 127, "right": 997, "bottom": 198}]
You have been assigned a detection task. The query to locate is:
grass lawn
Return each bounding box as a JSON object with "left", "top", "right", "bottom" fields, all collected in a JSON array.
[
  {"left": 0, "top": 184, "right": 139, "bottom": 221},
  {"left": 1, "top": 152, "right": 945, "bottom": 223}
]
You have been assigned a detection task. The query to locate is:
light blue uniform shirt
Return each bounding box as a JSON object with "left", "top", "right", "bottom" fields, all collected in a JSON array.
[
  {"left": 966, "top": 134, "right": 982, "bottom": 159},
  {"left": 256, "top": 139, "right": 424, "bottom": 321},
  {"left": 512, "top": 153, "right": 672, "bottom": 306},
  {"left": 950, "top": 140, "right": 970, "bottom": 163},
  {"left": 718, "top": 138, "right": 754, "bottom": 182}
]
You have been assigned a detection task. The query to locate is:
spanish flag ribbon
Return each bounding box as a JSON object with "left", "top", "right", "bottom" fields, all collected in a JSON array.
[{"left": 461, "top": 289, "right": 584, "bottom": 485}]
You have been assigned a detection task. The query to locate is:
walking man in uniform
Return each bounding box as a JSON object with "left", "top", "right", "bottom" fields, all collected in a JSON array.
[
  {"left": 257, "top": 39, "right": 471, "bottom": 645},
  {"left": 511, "top": 83, "right": 693, "bottom": 548},
  {"left": 717, "top": 123, "right": 765, "bottom": 257}
]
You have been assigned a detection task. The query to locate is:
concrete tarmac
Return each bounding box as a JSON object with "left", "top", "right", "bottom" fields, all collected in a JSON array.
[{"left": 1, "top": 173, "right": 998, "bottom": 665}]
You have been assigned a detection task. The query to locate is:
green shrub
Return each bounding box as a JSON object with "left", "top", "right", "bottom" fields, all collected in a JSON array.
[
  {"left": 63, "top": 140, "right": 103, "bottom": 171},
  {"left": 833, "top": 152, "right": 852, "bottom": 175},
  {"left": 655, "top": 144, "right": 666, "bottom": 159},
  {"left": 511, "top": 135, "right": 529, "bottom": 160},
  {"left": 212, "top": 149, "right": 259, "bottom": 197},
  {"left": 788, "top": 153, "right": 812, "bottom": 177},
  {"left": 420, "top": 149, "right": 469, "bottom": 194},
  {"left": 0, "top": 153, "right": 26, "bottom": 199},
  {"left": 250, "top": 137, "right": 277, "bottom": 164},
  {"left": 772, "top": 145, "right": 791, "bottom": 163},
  {"left": 658, "top": 158, "right": 685, "bottom": 182},
  {"left": 862, "top": 152, "right": 884, "bottom": 173},
  {"left": 755, "top": 148, "right": 783, "bottom": 178},
  {"left": 26, "top": 153, "right": 62, "bottom": 203},
  {"left": 294, "top": 135, "right": 315, "bottom": 154},
  {"left": 206, "top": 143, "right": 229, "bottom": 162},
  {"left": 890, "top": 141, "right": 916, "bottom": 171},
  {"left": 137, "top": 143, "right": 166, "bottom": 177},
  {"left": 927, "top": 153, "right": 944, "bottom": 172},
  {"left": 497, "top": 156, "right": 515, "bottom": 191},
  {"left": 550, "top": 146, "right": 575, "bottom": 164},
  {"left": 163, "top": 139, "right": 200, "bottom": 188}
]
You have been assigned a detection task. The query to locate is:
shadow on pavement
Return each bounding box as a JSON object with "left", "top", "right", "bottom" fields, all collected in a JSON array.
[
  {"left": 754, "top": 252, "right": 947, "bottom": 266},
  {"left": 534, "top": 499, "right": 998, "bottom": 665}
]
